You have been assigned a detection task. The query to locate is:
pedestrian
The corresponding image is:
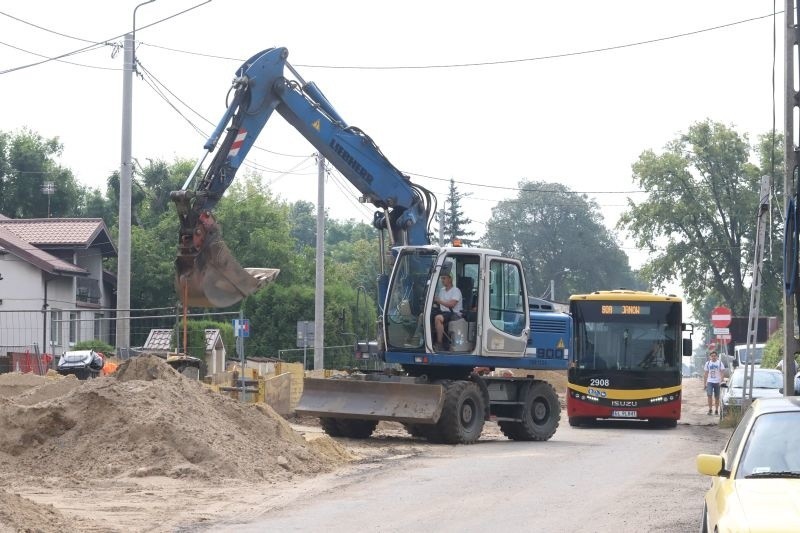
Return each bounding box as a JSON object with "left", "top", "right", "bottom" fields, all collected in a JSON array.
[{"left": 704, "top": 350, "right": 725, "bottom": 415}]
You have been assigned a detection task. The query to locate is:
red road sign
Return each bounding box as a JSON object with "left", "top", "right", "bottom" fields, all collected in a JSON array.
[{"left": 711, "top": 306, "right": 732, "bottom": 328}]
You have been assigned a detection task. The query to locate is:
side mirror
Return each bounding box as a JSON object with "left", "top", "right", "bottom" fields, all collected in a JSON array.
[
  {"left": 682, "top": 338, "right": 692, "bottom": 356},
  {"left": 720, "top": 382, "right": 728, "bottom": 389}
]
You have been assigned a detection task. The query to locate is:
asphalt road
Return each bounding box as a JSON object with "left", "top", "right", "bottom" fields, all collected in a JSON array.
[{"left": 206, "top": 378, "right": 729, "bottom": 533}]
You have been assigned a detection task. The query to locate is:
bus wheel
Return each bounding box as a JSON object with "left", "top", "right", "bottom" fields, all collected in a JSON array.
[
  {"left": 568, "top": 416, "right": 591, "bottom": 427},
  {"left": 500, "top": 381, "right": 560, "bottom": 441},
  {"left": 649, "top": 418, "right": 677, "bottom": 429}
]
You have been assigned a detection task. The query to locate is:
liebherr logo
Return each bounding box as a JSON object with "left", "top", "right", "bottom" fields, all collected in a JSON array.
[{"left": 329, "top": 139, "right": 374, "bottom": 183}]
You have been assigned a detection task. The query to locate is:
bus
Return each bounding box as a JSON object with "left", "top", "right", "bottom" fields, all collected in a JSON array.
[{"left": 567, "top": 290, "right": 692, "bottom": 427}]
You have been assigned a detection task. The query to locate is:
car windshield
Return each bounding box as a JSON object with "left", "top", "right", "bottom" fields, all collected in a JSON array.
[
  {"left": 729, "top": 370, "right": 782, "bottom": 389},
  {"left": 737, "top": 412, "right": 800, "bottom": 478}
]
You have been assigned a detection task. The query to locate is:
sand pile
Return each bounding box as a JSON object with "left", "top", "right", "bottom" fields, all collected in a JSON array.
[
  {"left": 0, "top": 355, "right": 352, "bottom": 482},
  {"left": 0, "top": 489, "right": 79, "bottom": 533}
]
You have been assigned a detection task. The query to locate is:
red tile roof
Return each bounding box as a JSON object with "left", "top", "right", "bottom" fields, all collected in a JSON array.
[
  {"left": 0, "top": 226, "right": 87, "bottom": 276},
  {"left": 0, "top": 218, "right": 116, "bottom": 255}
]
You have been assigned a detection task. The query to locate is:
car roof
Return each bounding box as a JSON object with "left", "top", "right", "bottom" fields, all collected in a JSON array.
[
  {"left": 750, "top": 397, "right": 800, "bottom": 414},
  {"left": 731, "top": 367, "right": 780, "bottom": 375}
]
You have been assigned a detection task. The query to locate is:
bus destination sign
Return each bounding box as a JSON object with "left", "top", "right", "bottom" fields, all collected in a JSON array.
[{"left": 600, "top": 305, "right": 651, "bottom": 316}]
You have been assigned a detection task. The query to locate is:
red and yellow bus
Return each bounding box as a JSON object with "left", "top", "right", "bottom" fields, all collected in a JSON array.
[{"left": 567, "top": 290, "right": 692, "bottom": 427}]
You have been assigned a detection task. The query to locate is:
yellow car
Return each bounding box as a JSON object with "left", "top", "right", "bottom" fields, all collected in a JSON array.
[{"left": 697, "top": 397, "right": 800, "bottom": 532}]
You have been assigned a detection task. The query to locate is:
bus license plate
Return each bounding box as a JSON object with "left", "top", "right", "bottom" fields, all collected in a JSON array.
[{"left": 612, "top": 410, "right": 637, "bottom": 418}]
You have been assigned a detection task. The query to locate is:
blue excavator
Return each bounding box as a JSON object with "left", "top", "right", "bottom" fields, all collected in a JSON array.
[{"left": 170, "top": 48, "right": 570, "bottom": 444}]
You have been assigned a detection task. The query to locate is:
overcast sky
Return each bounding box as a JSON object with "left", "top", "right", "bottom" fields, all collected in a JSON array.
[{"left": 0, "top": 0, "right": 783, "bottom": 292}]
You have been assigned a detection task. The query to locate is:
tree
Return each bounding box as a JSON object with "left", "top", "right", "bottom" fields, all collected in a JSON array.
[
  {"left": 0, "top": 129, "right": 83, "bottom": 218},
  {"left": 617, "top": 119, "right": 782, "bottom": 316},
  {"left": 441, "top": 178, "right": 476, "bottom": 246},
  {"left": 483, "top": 180, "right": 639, "bottom": 300}
]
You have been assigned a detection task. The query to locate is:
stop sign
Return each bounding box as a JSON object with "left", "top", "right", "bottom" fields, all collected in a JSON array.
[{"left": 711, "top": 306, "right": 732, "bottom": 328}]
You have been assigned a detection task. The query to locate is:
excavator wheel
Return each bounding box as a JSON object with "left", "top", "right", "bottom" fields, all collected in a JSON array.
[
  {"left": 402, "top": 423, "right": 442, "bottom": 442},
  {"left": 319, "top": 417, "right": 345, "bottom": 437},
  {"left": 319, "top": 418, "right": 378, "bottom": 439},
  {"left": 499, "top": 381, "right": 560, "bottom": 441},
  {"left": 432, "top": 381, "right": 485, "bottom": 444}
]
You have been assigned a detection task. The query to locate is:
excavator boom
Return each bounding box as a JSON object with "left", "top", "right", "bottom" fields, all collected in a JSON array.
[{"left": 171, "top": 47, "right": 432, "bottom": 307}]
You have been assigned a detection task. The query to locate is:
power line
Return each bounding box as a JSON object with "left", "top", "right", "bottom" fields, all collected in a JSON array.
[
  {"left": 0, "top": 1, "right": 211, "bottom": 75},
  {"left": 135, "top": 12, "right": 778, "bottom": 70}
]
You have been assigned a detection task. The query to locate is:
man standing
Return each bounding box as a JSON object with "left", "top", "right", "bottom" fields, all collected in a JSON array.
[{"left": 704, "top": 350, "right": 725, "bottom": 415}]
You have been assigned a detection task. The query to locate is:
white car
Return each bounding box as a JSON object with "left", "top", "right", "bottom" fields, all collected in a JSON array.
[{"left": 721, "top": 368, "right": 783, "bottom": 416}]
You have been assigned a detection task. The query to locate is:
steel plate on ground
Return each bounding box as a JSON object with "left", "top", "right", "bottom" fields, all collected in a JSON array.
[{"left": 296, "top": 378, "right": 445, "bottom": 424}]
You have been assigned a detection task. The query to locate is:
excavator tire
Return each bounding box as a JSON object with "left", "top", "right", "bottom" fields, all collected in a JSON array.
[
  {"left": 433, "top": 381, "right": 485, "bottom": 444},
  {"left": 319, "top": 418, "right": 378, "bottom": 439},
  {"left": 402, "top": 423, "right": 443, "bottom": 442},
  {"left": 319, "top": 417, "right": 345, "bottom": 437},
  {"left": 336, "top": 419, "right": 378, "bottom": 439},
  {"left": 499, "top": 381, "right": 560, "bottom": 441}
]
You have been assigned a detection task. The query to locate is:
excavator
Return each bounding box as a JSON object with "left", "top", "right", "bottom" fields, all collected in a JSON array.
[{"left": 170, "top": 47, "right": 569, "bottom": 444}]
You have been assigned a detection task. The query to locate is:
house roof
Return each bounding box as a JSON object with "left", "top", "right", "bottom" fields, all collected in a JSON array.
[
  {"left": 143, "top": 329, "right": 225, "bottom": 352},
  {"left": 0, "top": 218, "right": 117, "bottom": 256},
  {"left": 0, "top": 226, "right": 88, "bottom": 277}
]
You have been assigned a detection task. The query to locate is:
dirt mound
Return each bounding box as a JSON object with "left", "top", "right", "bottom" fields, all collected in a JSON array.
[
  {"left": 0, "top": 355, "right": 350, "bottom": 483},
  {"left": 0, "top": 489, "right": 79, "bottom": 533},
  {"left": 0, "top": 371, "right": 49, "bottom": 398}
]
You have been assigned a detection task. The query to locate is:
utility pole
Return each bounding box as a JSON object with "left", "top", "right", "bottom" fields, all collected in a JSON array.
[
  {"left": 117, "top": 1, "right": 155, "bottom": 358},
  {"left": 116, "top": 31, "right": 133, "bottom": 358},
  {"left": 438, "top": 202, "right": 446, "bottom": 246},
  {"left": 314, "top": 153, "right": 325, "bottom": 370},
  {"left": 784, "top": 0, "right": 799, "bottom": 395}
]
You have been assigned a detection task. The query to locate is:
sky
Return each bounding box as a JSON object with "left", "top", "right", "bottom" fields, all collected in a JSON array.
[{"left": 0, "top": 1, "right": 784, "bottom": 318}]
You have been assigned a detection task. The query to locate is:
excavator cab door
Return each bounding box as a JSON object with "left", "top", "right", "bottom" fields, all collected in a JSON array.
[{"left": 479, "top": 257, "right": 529, "bottom": 357}]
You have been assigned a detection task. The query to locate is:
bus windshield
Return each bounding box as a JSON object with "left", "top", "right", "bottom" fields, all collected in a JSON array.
[{"left": 571, "top": 300, "right": 681, "bottom": 372}]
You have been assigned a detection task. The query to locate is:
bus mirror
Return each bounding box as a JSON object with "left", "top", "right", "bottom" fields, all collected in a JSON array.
[{"left": 682, "top": 338, "right": 692, "bottom": 356}]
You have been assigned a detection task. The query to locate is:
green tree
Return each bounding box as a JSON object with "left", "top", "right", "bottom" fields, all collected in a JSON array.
[
  {"left": 617, "top": 119, "right": 782, "bottom": 316},
  {"left": 483, "top": 180, "right": 638, "bottom": 300},
  {"left": 442, "top": 178, "right": 476, "bottom": 246},
  {"left": 288, "top": 200, "right": 316, "bottom": 250},
  {"left": 0, "top": 129, "right": 83, "bottom": 218}
]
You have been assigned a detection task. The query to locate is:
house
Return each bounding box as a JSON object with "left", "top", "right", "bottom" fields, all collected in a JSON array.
[
  {"left": 0, "top": 216, "right": 117, "bottom": 359},
  {"left": 142, "top": 328, "right": 227, "bottom": 375}
]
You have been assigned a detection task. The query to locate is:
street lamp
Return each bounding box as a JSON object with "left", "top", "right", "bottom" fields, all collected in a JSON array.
[
  {"left": 549, "top": 268, "right": 571, "bottom": 302},
  {"left": 133, "top": 0, "right": 156, "bottom": 74}
]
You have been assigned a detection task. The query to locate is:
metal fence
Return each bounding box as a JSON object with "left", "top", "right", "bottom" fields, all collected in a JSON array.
[
  {"left": 1, "top": 307, "right": 373, "bottom": 371},
  {"left": 0, "top": 307, "right": 236, "bottom": 361},
  {"left": 277, "top": 344, "right": 383, "bottom": 371}
]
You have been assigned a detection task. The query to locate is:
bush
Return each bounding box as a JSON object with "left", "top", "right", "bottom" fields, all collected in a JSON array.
[
  {"left": 172, "top": 320, "right": 234, "bottom": 360},
  {"left": 73, "top": 339, "right": 116, "bottom": 355}
]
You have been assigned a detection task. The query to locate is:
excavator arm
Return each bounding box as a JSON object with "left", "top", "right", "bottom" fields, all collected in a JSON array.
[{"left": 171, "top": 47, "right": 434, "bottom": 307}]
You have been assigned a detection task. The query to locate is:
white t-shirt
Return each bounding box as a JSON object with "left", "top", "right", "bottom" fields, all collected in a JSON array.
[
  {"left": 438, "top": 286, "right": 463, "bottom": 314},
  {"left": 704, "top": 359, "right": 725, "bottom": 384}
]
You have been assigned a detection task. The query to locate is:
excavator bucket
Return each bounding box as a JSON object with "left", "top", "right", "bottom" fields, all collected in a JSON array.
[
  {"left": 296, "top": 378, "right": 445, "bottom": 425},
  {"left": 175, "top": 213, "right": 279, "bottom": 308}
]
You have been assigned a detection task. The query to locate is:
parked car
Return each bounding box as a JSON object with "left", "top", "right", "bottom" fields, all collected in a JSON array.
[
  {"left": 720, "top": 368, "right": 783, "bottom": 417},
  {"left": 697, "top": 397, "right": 800, "bottom": 532}
]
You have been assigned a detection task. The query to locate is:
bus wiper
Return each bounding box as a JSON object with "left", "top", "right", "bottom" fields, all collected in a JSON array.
[{"left": 745, "top": 471, "right": 800, "bottom": 479}]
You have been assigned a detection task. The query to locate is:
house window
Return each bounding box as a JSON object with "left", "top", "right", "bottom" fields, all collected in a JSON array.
[
  {"left": 94, "top": 313, "right": 103, "bottom": 340},
  {"left": 50, "top": 309, "right": 62, "bottom": 347},
  {"left": 69, "top": 312, "right": 79, "bottom": 345}
]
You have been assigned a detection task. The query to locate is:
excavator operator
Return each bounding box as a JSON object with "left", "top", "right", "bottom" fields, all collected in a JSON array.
[{"left": 432, "top": 272, "right": 462, "bottom": 350}]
